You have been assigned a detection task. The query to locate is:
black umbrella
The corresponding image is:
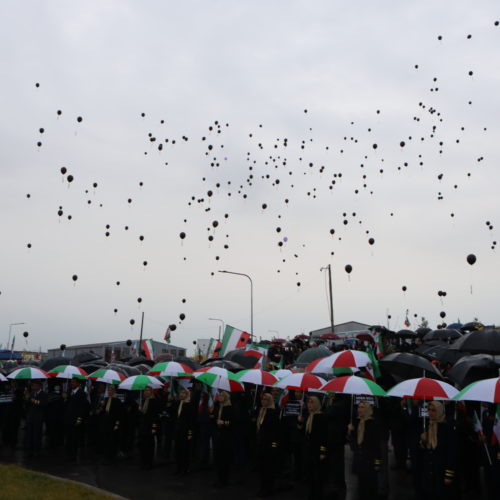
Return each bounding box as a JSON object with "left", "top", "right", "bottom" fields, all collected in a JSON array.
[
  {"left": 379, "top": 352, "right": 443, "bottom": 381},
  {"left": 40, "top": 357, "right": 69, "bottom": 371},
  {"left": 108, "top": 363, "right": 141, "bottom": 377},
  {"left": 423, "top": 329, "right": 462, "bottom": 342},
  {"left": 460, "top": 321, "right": 485, "bottom": 333},
  {"left": 127, "top": 356, "right": 155, "bottom": 367},
  {"left": 413, "top": 341, "right": 446, "bottom": 355},
  {"left": 200, "top": 359, "right": 245, "bottom": 371},
  {"left": 416, "top": 344, "right": 468, "bottom": 366},
  {"left": 295, "top": 346, "right": 331, "bottom": 364},
  {"left": 415, "top": 327, "right": 432, "bottom": 337},
  {"left": 223, "top": 349, "right": 261, "bottom": 369},
  {"left": 447, "top": 354, "right": 500, "bottom": 388},
  {"left": 450, "top": 329, "right": 500, "bottom": 354},
  {"left": 18, "top": 360, "right": 40, "bottom": 367},
  {"left": 395, "top": 329, "right": 417, "bottom": 338},
  {"left": 134, "top": 364, "right": 152, "bottom": 374},
  {"left": 79, "top": 361, "right": 108, "bottom": 374},
  {"left": 71, "top": 351, "right": 102, "bottom": 366}
]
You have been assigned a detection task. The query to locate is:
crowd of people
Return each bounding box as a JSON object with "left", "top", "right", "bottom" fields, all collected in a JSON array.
[{"left": 0, "top": 368, "right": 499, "bottom": 500}]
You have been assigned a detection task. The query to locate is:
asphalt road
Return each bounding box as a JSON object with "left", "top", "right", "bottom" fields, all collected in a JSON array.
[{"left": 1, "top": 445, "right": 417, "bottom": 500}]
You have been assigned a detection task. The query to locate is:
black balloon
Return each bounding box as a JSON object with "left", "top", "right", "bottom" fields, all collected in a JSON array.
[
  {"left": 60, "top": 344, "right": 66, "bottom": 351},
  {"left": 169, "top": 324, "right": 177, "bottom": 331},
  {"left": 180, "top": 232, "right": 186, "bottom": 239},
  {"left": 368, "top": 238, "right": 375, "bottom": 245},
  {"left": 72, "top": 274, "right": 78, "bottom": 281},
  {"left": 440, "top": 311, "right": 446, "bottom": 318},
  {"left": 23, "top": 331, "right": 28, "bottom": 338},
  {"left": 126, "top": 339, "right": 132, "bottom": 346},
  {"left": 345, "top": 264, "right": 352, "bottom": 274},
  {"left": 466, "top": 254, "right": 476, "bottom": 265},
  {"left": 179, "top": 313, "right": 185, "bottom": 320}
]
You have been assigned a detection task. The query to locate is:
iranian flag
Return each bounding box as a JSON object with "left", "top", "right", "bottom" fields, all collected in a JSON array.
[
  {"left": 141, "top": 339, "right": 154, "bottom": 360},
  {"left": 245, "top": 344, "right": 268, "bottom": 369},
  {"left": 492, "top": 404, "right": 500, "bottom": 445},
  {"left": 207, "top": 338, "right": 222, "bottom": 359},
  {"left": 164, "top": 327, "right": 171, "bottom": 344},
  {"left": 278, "top": 389, "right": 289, "bottom": 409},
  {"left": 373, "top": 331, "right": 386, "bottom": 359},
  {"left": 219, "top": 325, "right": 251, "bottom": 357},
  {"left": 473, "top": 410, "right": 484, "bottom": 439},
  {"left": 404, "top": 309, "right": 411, "bottom": 328},
  {"left": 365, "top": 347, "right": 381, "bottom": 380}
]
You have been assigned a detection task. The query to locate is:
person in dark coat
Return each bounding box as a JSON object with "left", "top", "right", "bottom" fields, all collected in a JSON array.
[
  {"left": 2, "top": 385, "right": 24, "bottom": 451},
  {"left": 64, "top": 378, "right": 89, "bottom": 462},
  {"left": 87, "top": 381, "right": 106, "bottom": 454},
  {"left": 282, "top": 389, "right": 306, "bottom": 481},
  {"left": 45, "top": 382, "right": 65, "bottom": 449},
  {"left": 23, "top": 380, "right": 47, "bottom": 456},
  {"left": 324, "top": 392, "right": 350, "bottom": 492},
  {"left": 173, "top": 387, "right": 195, "bottom": 474},
  {"left": 415, "top": 400, "right": 456, "bottom": 500},
  {"left": 212, "top": 390, "right": 235, "bottom": 488},
  {"left": 348, "top": 400, "right": 382, "bottom": 500},
  {"left": 137, "top": 385, "right": 160, "bottom": 469},
  {"left": 98, "top": 384, "right": 123, "bottom": 461},
  {"left": 121, "top": 391, "right": 139, "bottom": 457},
  {"left": 298, "top": 395, "right": 328, "bottom": 500},
  {"left": 255, "top": 391, "right": 280, "bottom": 497}
]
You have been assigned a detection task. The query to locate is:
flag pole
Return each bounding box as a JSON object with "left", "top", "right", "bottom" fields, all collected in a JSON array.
[{"left": 139, "top": 312, "right": 145, "bottom": 355}]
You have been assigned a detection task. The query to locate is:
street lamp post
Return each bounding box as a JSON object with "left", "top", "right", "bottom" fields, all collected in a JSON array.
[
  {"left": 208, "top": 318, "right": 225, "bottom": 341},
  {"left": 7, "top": 322, "right": 25, "bottom": 350},
  {"left": 218, "top": 270, "right": 254, "bottom": 342},
  {"left": 321, "top": 264, "right": 335, "bottom": 335}
]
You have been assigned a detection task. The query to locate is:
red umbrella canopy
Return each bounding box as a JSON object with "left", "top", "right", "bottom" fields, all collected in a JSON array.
[{"left": 319, "top": 333, "right": 340, "bottom": 340}]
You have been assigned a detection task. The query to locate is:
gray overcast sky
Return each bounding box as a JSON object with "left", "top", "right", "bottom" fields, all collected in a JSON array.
[{"left": 1, "top": 1, "right": 499, "bottom": 354}]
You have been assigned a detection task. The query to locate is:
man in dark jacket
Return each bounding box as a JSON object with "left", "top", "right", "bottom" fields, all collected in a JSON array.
[
  {"left": 64, "top": 378, "right": 89, "bottom": 462},
  {"left": 24, "top": 380, "right": 47, "bottom": 456}
]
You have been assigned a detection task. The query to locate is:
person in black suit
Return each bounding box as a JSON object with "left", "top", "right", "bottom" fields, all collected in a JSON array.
[
  {"left": 138, "top": 385, "right": 160, "bottom": 469},
  {"left": 348, "top": 400, "right": 382, "bottom": 500},
  {"left": 299, "top": 395, "right": 328, "bottom": 500},
  {"left": 24, "top": 380, "right": 47, "bottom": 456},
  {"left": 173, "top": 387, "right": 195, "bottom": 474},
  {"left": 255, "top": 391, "right": 280, "bottom": 497},
  {"left": 98, "top": 384, "right": 123, "bottom": 462},
  {"left": 212, "top": 390, "right": 234, "bottom": 488},
  {"left": 416, "top": 400, "right": 457, "bottom": 500},
  {"left": 64, "top": 378, "right": 90, "bottom": 462}
]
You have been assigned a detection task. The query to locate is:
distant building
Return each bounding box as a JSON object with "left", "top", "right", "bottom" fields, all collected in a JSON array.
[
  {"left": 309, "top": 321, "right": 371, "bottom": 340},
  {"left": 47, "top": 339, "right": 186, "bottom": 362}
]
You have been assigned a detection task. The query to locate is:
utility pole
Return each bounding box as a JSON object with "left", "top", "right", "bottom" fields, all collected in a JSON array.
[
  {"left": 139, "top": 312, "right": 145, "bottom": 356},
  {"left": 321, "top": 265, "right": 335, "bottom": 335}
]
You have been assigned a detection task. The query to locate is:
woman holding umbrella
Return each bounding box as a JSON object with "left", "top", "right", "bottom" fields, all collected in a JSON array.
[
  {"left": 298, "top": 395, "right": 327, "bottom": 500},
  {"left": 98, "top": 384, "right": 124, "bottom": 462},
  {"left": 173, "top": 387, "right": 195, "bottom": 475},
  {"left": 347, "top": 400, "right": 382, "bottom": 500},
  {"left": 212, "top": 390, "right": 234, "bottom": 488},
  {"left": 138, "top": 386, "right": 160, "bottom": 469},
  {"left": 255, "top": 391, "right": 280, "bottom": 497},
  {"left": 416, "top": 400, "right": 457, "bottom": 500}
]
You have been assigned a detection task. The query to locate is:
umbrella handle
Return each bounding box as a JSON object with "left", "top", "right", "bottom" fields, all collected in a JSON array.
[{"left": 350, "top": 394, "right": 354, "bottom": 424}]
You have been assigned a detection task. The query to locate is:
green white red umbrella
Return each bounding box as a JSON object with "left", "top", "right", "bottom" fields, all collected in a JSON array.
[
  {"left": 274, "top": 373, "right": 326, "bottom": 391},
  {"left": 307, "top": 350, "right": 371, "bottom": 373},
  {"left": 453, "top": 377, "right": 500, "bottom": 403},
  {"left": 270, "top": 369, "right": 294, "bottom": 379},
  {"left": 7, "top": 367, "right": 49, "bottom": 380},
  {"left": 87, "top": 368, "right": 126, "bottom": 385},
  {"left": 147, "top": 361, "right": 193, "bottom": 378},
  {"left": 233, "top": 369, "right": 279, "bottom": 387},
  {"left": 386, "top": 377, "right": 458, "bottom": 400},
  {"left": 119, "top": 375, "right": 163, "bottom": 390},
  {"left": 194, "top": 369, "right": 244, "bottom": 392},
  {"left": 48, "top": 365, "right": 88, "bottom": 380},
  {"left": 320, "top": 376, "right": 386, "bottom": 396}
]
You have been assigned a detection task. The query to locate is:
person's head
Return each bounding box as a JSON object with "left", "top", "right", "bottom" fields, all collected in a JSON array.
[
  {"left": 107, "top": 384, "right": 116, "bottom": 397},
  {"left": 292, "top": 389, "right": 303, "bottom": 400},
  {"left": 179, "top": 388, "right": 190, "bottom": 401},
  {"left": 144, "top": 386, "right": 154, "bottom": 399},
  {"left": 357, "top": 400, "right": 373, "bottom": 419},
  {"left": 70, "top": 378, "right": 81, "bottom": 390},
  {"left": 271, "top": 387, "right": 280, "bottom": 398},
  {"left": 219, "top": 390, "right": 230, "bottom": 404},
  {"left": 261, "top": 392, "right": 274, "bottom": 408},
  {"left": 307, "top": 395, "right": 321, "bottom": 413},
  {"left": 31, "top": 380, "right": 42, "bottom": 392},
  {"left": 428, "top": 401, "right": 445, "bottom": 421}
]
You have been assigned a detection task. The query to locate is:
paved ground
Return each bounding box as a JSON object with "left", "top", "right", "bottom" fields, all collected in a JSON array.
[{"left": 0, "top": 445, "right": 417, "bottom": 500}]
